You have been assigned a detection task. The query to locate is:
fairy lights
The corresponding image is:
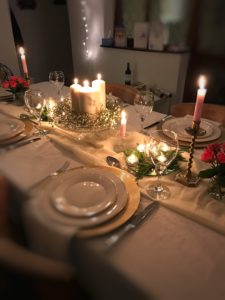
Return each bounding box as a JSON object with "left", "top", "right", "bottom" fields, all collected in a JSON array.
[{"left": 80, "top": 0, "right": 90, "bottom": 58}]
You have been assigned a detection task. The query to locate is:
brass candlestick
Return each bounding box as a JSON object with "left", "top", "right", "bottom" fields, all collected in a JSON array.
[{"left": 175, "top": 121, "right": 201, "bottom": 187}]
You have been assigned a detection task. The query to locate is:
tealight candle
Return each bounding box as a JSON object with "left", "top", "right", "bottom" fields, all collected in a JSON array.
[
  {"left": 126, "top": 153, "right": 139, "bottom": 166},
  {"left": 137, "top": 144, "right": 146, "bottom": 153},
  {"left": 92, "top": 73, "right": 106, "bottom": 110},
  {"left": 70, "top": 78, "right": 81, "bottom": 113},
  {"left": 18, "top": 47, "right": 29, "bottom": 78},
  {"left": 193, "top": 75, "right": 207, "bottom": 123},
  {"left": 120, "top": 110, "right": 127, "bottom": 137}
]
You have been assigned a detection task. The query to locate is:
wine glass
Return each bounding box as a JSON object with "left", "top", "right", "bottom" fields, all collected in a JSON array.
[
  {"left": 24, "top": 89, "right": 45, "bottom": 134},
  {"left": 134, "top": 90, "right": 154, "bottom": 133},
  {"left": 49, "top": 71, "right": 64, "bottom": 100},
  {"left": 146, "top": 130, "right": 178, "bottom": 201}
]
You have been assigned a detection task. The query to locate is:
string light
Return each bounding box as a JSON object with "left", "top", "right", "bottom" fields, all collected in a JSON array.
[{"left": 80, "top": 0, "right": 90, "bottom": 58}]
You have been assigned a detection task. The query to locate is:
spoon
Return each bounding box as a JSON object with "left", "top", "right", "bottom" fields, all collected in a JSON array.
[{"left": 106, "top": 156, "right": 122, "bottom": 168}]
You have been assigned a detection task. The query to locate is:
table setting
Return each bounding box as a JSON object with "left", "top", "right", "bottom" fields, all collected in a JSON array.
[{"left": 1, "top": 59, "right": 225, "bottom": 299}]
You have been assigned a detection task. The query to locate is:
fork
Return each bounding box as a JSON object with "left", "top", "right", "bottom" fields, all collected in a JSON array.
[{"left": 29, "top": 160, "right": 70, "bottom": 190}]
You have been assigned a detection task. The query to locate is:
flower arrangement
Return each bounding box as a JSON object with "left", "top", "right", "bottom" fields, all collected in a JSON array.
[
  {"left": 124, "top": 144, "right": 186, "bottom": 180},
  {"left": 199, "top": 143, "right": 225, "bottom": 200},
  {"left": 1, "top": 76, "right": 29, "bottom": 94},
  {"left": 199, "top": 143, "right": 225, "bottom": 180}
]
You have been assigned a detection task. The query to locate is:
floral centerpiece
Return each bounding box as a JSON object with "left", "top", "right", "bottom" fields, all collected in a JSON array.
[
  {"left": 1, "top": 76, "right": 29, "bottom": 105},
  {"left": 124, "top": 144, "right": 186, "bottom": 180},
  {"left": 199, "top": 143, "right": 225, "bottom": 201}
]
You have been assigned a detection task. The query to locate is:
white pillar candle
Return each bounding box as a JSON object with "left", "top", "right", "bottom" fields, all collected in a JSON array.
[
  {"left": 70, "top": 78, "right": 81, "bottom": 113},
  {"left": 120, "top": 110, "right": 127, "bottom": 137},
  {"left": 92, "top": 73, "right": 106, "bottom": 110},
  {"left": 19, "top": 47, "right": 29, "bottom": 78},
  {"left": 79, "top": 80, "right": 100, "bottom": 114}
]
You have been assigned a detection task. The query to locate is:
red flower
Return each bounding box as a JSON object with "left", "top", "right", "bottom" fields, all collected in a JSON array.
[
  {"left": 208, "top": 143, "right": 221, "bottom": 153},
  {"left": 217, "top": 152, "right": 225, "bottom": 164},
  {"left": 221, "top": 143, "right": 225, "bottom": 152},
  {"left": 10, "top": 82, "right": 17, "bottom": 88},
  {"left": 2, "top": 81, "right": 9, "bottom": 88},
  {"left": 17, "top": 77, "right": 24, "bottom": 84},
  {"left": 201, "top": 147, "right": 215, "bottom": 163},
  {"left": 23, "top": 80, "right": 29, "bottom": 87},
  {"left": 9, "top": 76, "right": 17, "bottom": 81}
]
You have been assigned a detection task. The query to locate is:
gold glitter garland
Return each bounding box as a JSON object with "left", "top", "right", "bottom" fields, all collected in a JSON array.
[{"left": 52, "top": 96, "right": 121, "bottom": 132}]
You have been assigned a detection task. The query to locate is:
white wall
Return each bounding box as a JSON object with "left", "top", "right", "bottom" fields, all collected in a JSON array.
[
  {"left": 9, "top": 0, "right": 73, "bottom": 84},
  {"left": 67, "top": 0, "right": 189, "bottom": 103},
  {"left": 0, "top": 0, "right": 20, "bottom": 74}
]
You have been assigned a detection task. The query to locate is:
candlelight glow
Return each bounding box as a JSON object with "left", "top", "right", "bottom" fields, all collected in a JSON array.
[
  {"left": 198, "top": 75, "right": 206, "bottom": 89},
  {"left": 83, "top": 80, "right": 89, "bottom": 87},
  {"left": 137, "top": 144, "right": 146, "bottom": 153},
  {"left": 97, "top": 73, "right": 102, "bottom": 80},
  {"left": 121, "top": 110, "right": 126, "bottom": 119},
  {"left": 158, "top": 154, "right": 167, "bottom": 163},
  {"left": 19, "top": 47, "right": 25, "bottom": 55},
  {"left": 127, "top": 153, "right": 139, "bottom": 165},
  {"left": 160, "top": 142, "right": 170, "bottom": 152},
  {"left": 74, "top": 78, "right": 79, "bottom": 84}
]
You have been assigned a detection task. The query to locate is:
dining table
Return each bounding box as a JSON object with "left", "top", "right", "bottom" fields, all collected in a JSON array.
[{"left": 0, "top": 82, "right": 225, "bottom": 300}]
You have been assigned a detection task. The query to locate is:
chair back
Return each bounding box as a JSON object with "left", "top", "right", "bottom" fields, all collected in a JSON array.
[
  {"left": 106, "top": 83, "right": 138, "bottom": 104},
  {"left": 0, "top": 63, "right": 13, "bottom": 83},
  {"left": 170, "top": 103, "right": 225, "bottom": 126}
]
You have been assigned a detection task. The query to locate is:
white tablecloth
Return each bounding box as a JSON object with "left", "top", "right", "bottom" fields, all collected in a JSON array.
[{"left": 0, "top": 93, "right": 225, "bottom": 300}]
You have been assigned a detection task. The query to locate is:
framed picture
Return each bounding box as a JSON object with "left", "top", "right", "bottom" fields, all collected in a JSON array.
[
  {"left": 148, "top": 21, "right": 166, "bottom": 51},
  {"left": 114, "top": 27, "right": 127, "bottom": 48},
  {"left": 133, "top": 22, "right": 149, "bottom": 49}
]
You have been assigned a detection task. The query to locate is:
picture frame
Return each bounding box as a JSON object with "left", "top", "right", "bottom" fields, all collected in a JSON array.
[
  {"left": 114, "top": 27, "right": 127, "bottom": 48},
  {"left": 133, "top": 22, "right": 149, "bottom": 49}
]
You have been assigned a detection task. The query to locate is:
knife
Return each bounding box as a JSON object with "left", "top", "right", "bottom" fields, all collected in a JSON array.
[
  {"left": 143, "top": 115, "right": 169, "bottom": 129},
  {"left": 5, "top": 136, "right": 41, "bottom": 151},
  {"left": 105, "top": 201, "right": 159, "bottom": 251}
]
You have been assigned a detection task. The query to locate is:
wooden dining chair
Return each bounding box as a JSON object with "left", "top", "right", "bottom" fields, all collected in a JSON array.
[
  {"left": 170, "top": 103, "right": 225, "bottom": 126},
  {"left": 106, "top": 83, "right": 138, "bottom": 105},
  {"left": 0, "top": 63, "right": 13, "bottom": 83},
  {"left": 0, "top": 176, "right": 86, "bottom": 300}
]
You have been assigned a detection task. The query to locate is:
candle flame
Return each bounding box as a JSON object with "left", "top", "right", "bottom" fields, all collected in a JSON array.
[
  {"left": 198, "top": 75, "right": 206, "bottom": 89},
  {"left": 121, "top": 110, "right": 126, "bottom": 119},
  {"left": 97, "top": 73, "right": 102, "bottom": 80},
  {"left": 74, "top": 78, "right": 78, "bottom": 84},
  {"left": 83, "top": 80, "right": 89, "bottom": 87},
  {"left": 19, "top": 47, "right": 25, "bottom": 55}
]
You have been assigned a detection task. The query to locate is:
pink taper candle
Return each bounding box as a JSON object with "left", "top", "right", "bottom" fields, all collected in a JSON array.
[
  {"left": 19, "top": 47, "right": 28, "bottom": 78},
  {"left": 193, "top": 75, "right": 207, "bottom": 123},
  {"left": 120, "top": 110, "right": 127, "bottom": 137}
]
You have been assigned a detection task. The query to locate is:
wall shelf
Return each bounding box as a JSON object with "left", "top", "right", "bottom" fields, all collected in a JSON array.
[{"left": 100, "top": 45, "right": 190, "bottom": 55}]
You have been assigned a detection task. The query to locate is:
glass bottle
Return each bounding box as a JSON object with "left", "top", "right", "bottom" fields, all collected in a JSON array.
[{"left": 125, "top": 62, "right": 131, "bottom": 85}]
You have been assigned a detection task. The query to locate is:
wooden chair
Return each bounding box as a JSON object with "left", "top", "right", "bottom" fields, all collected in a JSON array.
[
  {"left": 0, "top": 63, "right": 13, "bottom": 83},
  {"left": 170, "top": 103, "right": 225, "bottom": 126},
  {"left": 106, "top": 83, "right": 138, "bottom": 105}
]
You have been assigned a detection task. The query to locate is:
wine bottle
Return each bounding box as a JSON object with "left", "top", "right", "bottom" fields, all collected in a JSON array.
[{"left": 125, "top": 62, "right": 131, "bottom": 85}]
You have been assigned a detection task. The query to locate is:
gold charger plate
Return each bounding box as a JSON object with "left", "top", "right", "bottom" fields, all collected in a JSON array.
[
  {"left": 76, "top": 166, "right": 140, "bottom": 238},
  {"left": 158, "top": 116, "right": 223, "bottom": 148}
]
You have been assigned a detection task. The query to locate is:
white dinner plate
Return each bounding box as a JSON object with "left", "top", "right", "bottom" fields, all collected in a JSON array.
[
  {"left": 35, "top": 167, "right": 128, "bottom": 228},
  {"left": 162, "top": 116, "right": 221, "bottom": 143},
  {"left": 0, "top": 117, "right": 25, "bottom": 141},
  {"left": 0, "top": 89, "right": 13, "bottom": 101},
  {"left": 51, "top": 169, "right": 117, "bottom": 217}
]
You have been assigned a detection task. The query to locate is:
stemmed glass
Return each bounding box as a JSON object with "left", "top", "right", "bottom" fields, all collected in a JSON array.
[
  {"left": 49, "top": 71, "right": 64, "bottom": 100},
  {"left": 24, "top": 89, "right": 46, "bottom": 134},
  {"left": 146, "top": 130, "right": 178, "bottom": 200},
  {"left": 134, "top": 90, "right": 154, "bottom": 133}
]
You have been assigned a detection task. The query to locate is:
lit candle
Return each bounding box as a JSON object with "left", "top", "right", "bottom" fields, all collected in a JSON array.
[
  {"left": 126, "top": 153, "right": 139, "bottom": 166},
  {"left": 45, "top": 97, "right": 57, "bottom": 118},
  {"left": 18, "top": 47, "right": 29, "bottom": 78},
  {"left": 193, "top": 75, "right": 207, "bottom": 123},
  {"left": 92, "top": 73, "right": 106, "bottom": 110},
  {"left": 79, "top": 80, "right": 100, "bottom": 114},
  {"left": 70, "top": 78, "right": 81, "bottom": 113},
  {"left": 120, "top": 110, "right": 127, "bottom": 137},
  {"left": 137, "top": 144, "right": 146, "bottom": 153}
]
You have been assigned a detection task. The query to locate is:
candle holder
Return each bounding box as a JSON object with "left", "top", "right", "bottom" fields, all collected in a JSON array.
[{"left": 175, "top": 121, "right": 201, "bottom": 187}]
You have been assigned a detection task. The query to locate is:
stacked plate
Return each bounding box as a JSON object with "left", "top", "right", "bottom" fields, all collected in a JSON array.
[
  {"left": 0, "top": 89, "right": 13, "bottom": 102},
  {"left": 161, "top": 116, "right": 222, "bottom": 148},
  {"left": 0, "top": 115, "right": 27, "bottom": 146},
  {"left": 33, "top": 166, "right": 140, "bottom": 237}
]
